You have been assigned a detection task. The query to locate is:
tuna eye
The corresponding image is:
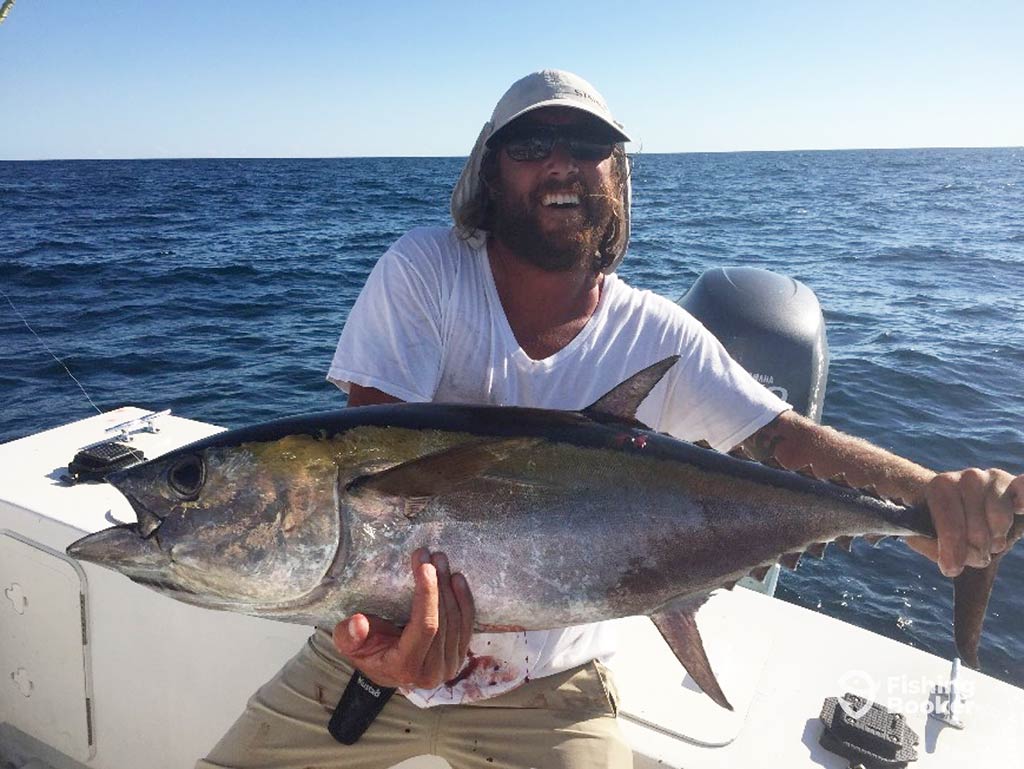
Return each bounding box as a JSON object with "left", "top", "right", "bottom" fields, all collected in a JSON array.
[{"left": 167, "top": 455, "right": 205, "bottom": 499}]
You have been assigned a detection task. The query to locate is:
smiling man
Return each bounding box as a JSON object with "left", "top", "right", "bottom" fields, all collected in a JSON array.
[
  {"left": 485, "top": 108, "right": 626, "bottom": 274},
  {"left": 198, "top": 70, "right": 1023, "bottom": 769}
]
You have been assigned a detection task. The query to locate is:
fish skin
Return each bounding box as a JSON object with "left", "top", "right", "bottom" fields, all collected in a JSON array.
[{"left": 67, "top": 358, "right": 1004, "bottom": 709}]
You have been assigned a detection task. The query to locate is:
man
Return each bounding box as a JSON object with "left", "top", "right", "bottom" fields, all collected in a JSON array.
[{"left": 199, "top": 70, "right": 1022, "bottom": 769}]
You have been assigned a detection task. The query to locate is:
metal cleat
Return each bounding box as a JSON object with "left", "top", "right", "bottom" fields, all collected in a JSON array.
[
  {"left": 104, "top": 409, "right": 171, "bottom": 442},
  {"left": 929, "top": 658, "right": 967, "bottom": 730}
]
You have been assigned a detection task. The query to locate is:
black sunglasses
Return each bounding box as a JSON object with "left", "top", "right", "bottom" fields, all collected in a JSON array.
[{"left": 498, "top": 125, "right": 616, "bottom": 163}]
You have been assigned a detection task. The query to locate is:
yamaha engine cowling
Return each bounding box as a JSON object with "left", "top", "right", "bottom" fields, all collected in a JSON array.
[
  {"left": 679, "top": 266, "right": 829, "bottom": 424},
  {"left": 680, "top": 266, "right": 829, "bottom": 596}
]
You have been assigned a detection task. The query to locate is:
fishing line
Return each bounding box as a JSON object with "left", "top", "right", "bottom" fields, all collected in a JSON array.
[{"left": 1, "top": 287, "right": 104, "bottom": 415}]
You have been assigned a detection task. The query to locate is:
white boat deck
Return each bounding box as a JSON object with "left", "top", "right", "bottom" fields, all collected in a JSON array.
[{"left": 2, "top": 408, "right": 1022, "bottom": 768}]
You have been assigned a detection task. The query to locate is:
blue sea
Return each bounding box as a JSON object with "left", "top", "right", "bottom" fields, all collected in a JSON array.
[{"left": 2, "top": 150, "right": 1023, "bottom": 687}]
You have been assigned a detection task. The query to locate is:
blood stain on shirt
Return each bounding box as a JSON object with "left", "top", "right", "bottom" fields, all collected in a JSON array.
[{"left": 444, "top": 650, "right": 521, "bottom": 700}]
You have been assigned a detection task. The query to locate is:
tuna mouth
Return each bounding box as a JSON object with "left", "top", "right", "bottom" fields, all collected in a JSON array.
[
  {"left": 105, "top": 472, "right": 164, "bottom": 538},
  {"left": 129, "top": 574, "right": 198, "bottom": 595},
  {"left": 67, "top": 527, "right": 212, "bottom": 602},
  {"left": 123, "top": 493, "right": 163, "bottom": 538},
  {"left": 66, "top": 523, "right": 172, "bottom": 578}
]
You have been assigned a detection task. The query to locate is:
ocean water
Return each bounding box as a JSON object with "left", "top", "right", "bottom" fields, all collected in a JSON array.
[{"left": 2, "top": 150, "right": 1023, "bottom": 687}]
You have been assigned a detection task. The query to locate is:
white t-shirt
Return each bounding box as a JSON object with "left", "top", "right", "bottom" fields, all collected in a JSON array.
[{"left": 328, "top": 226, "right": 789, "bottom": 707}]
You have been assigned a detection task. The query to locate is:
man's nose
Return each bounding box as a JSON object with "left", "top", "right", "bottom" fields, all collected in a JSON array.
[{"left": 544, "top": 140, "right": 579, "bottom": 175}]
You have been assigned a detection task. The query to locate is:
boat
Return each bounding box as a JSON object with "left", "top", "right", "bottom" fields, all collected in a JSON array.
[{"left": 3, "top": 268, "right": 1022, "bottom": 768}]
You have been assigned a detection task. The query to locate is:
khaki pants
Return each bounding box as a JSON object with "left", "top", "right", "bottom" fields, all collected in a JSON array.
[{"left": 197, "top": 630, "right": 632, "bottom": 769}]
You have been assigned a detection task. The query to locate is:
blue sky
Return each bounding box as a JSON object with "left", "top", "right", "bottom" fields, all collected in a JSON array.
[{"left": 2, "top": 1, "right": 1021, "bottom": 159}]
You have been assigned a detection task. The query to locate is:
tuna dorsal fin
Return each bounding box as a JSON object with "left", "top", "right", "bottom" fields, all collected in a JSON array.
[
  {"left": 346, "top": 437, "right": 542, "bottom": 516},
  {"left": 584, "top": 356, "right": 679, "bottom": 423},
  {"left": 954, "top": 517, "right": 1024, "bottom": 668},
  {"left": 650, "top": 593, "right": 732, "bottom": 710}
]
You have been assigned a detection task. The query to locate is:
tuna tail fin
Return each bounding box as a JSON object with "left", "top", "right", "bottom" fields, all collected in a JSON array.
[
  {"left": 953, "top": 559, "right": 999, "bottom": 669},
  {"left": 650, "top": 593, "right": 733, "bottom": 710},
  {"left": 584, "top": 356, "right": 680, "bottom": 423},
  {"left": 953, "top": 517, "right": 1024, "bottom": 668}
]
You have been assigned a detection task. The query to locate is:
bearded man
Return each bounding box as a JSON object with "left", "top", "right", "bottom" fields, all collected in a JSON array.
[{"left": 198, "top": 70, "right": 1023, "bottom": 769}]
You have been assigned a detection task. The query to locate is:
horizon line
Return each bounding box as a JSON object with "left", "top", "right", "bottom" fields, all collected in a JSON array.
[{"left": 2, "top": 144, "right": 1020, "bottom": 163}]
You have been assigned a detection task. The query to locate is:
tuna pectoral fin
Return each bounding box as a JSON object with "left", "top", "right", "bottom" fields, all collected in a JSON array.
[
  {"left": 584, "top": 356, "right": 679, "bottom": 424},
  {"left": 346, "top": 437, "right": 542, "bottom": 516},
  {"left": 650, "top": 594, "right": 733, "bottom": 711}
]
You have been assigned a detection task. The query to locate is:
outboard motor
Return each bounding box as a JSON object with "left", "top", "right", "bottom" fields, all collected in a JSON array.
[
  {"left": 679, "top": 266, "right": 829, "bottom": 423},
  {"left": 679, "top": 266, "right": 829, "bottom": 595}
]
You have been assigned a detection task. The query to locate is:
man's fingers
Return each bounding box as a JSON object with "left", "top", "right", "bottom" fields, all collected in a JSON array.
[
  {"left": 926, "top": 474, "right": 968, "bottom": 577},
  {"left": 903, "top": 535, "right": 939, "bottom": 562},
  {"left": 399, "top": 548, "right": 440, "bottom": 655},
  {"left": 417, "top": 552, "right": 450, "bottom": 684},
  {"left": 958, "top": 469, "right": 992, "bottom": 567},
  {"left": 332, "top": 613, "right": 404, "bottom": 665},
  {"left": 1008, "top": 475, "right": 1024, "bottom": 514},
  {"left": 330, "top": 548, "right": 475, "bottom": 690},
  {"left": 330, "top": 549, "right": 449, "bottom": 690},
  {"left": 919, "top": 470, "right": 1023, "bottom": 577},
  {"left": 333, "top": 614, "right": 371, "bottom": 656},
  {"left": 432, "top": 552, "right": 463, "bottom": 683},
  {"left": 452, "top": 572, "right": 476, "bottom": 665},
  {"left": 984, "top": 470, "right": 1015, "bottom": 553}
]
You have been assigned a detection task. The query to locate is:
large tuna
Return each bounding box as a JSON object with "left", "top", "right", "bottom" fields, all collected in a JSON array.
[{"left": 66, "top": 357, "right": 1015, "bottom": 709}]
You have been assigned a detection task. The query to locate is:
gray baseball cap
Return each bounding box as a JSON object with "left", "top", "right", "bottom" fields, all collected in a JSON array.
[
  {"left": 485, "top": 69, "right": 631, "bottom": 145},
  {"left": 450, "top": 70, "right": 633, "bottom": 273}
]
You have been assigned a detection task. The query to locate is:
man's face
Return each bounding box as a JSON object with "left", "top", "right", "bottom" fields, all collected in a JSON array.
[{"left": 489, "top": 107, "right": 620, "bottom": 272}]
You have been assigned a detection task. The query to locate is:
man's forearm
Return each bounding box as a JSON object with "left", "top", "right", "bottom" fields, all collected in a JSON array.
[{"left": 740, "top": 410, "right": 936, "bottom": 506}]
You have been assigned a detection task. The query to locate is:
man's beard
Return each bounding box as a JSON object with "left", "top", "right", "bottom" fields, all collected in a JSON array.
[{"left": 490, "top": 178, "right": 618, "bottom": 273}]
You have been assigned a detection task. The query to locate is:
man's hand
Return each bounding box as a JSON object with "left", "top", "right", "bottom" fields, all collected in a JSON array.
[
  {"left": 332, "top": 548, "right": 475, "bottom": 689},
  {"left": 905, "top": 470, "right": 1024, "bottom": 577},
  {"left": 741, "top": 412, "right": 1024, "bottom": 578}
]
